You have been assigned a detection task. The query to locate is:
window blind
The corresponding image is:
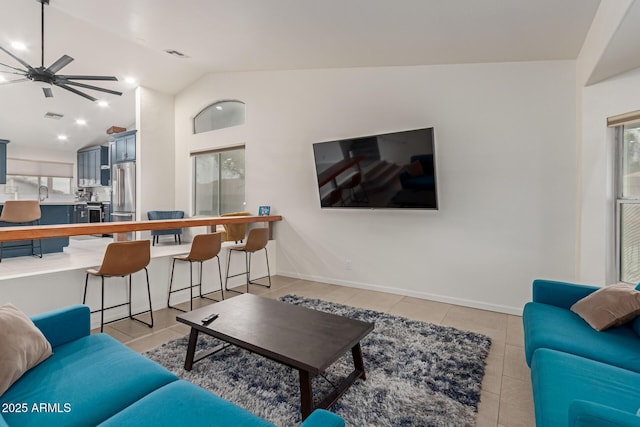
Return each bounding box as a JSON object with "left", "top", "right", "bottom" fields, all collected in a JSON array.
[
  {"left": 607, "top": 110, "right": 640, "bottom": 128},
  {"left": 7, "top": 158, "right": 74, "bottom": 178}
]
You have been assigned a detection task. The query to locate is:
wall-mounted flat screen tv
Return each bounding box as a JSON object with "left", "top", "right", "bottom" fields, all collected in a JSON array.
[{"left": 312, "top": 127, "right": 438, "bottom": 210}]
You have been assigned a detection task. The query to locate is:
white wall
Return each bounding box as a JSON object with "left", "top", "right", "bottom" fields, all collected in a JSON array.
[
  {"left": 573, "top": 1, "right": 634, "bottom": 281},
  {"left": 136, "top": 87, "right": 176, "bottom": 239},
  {"left": 579, "top": 67, "right": 640, "bottom": 284},
  {"left": 576, "top": 1, "right": 634, "bottom": 87},
  {"left": 174, "top": 61, "right": 577, "bottom": 314},
  {"left": 574, "top": 1, "right": 640, "bottom": 285}
]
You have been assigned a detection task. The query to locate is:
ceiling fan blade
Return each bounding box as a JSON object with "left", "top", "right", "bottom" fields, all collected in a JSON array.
[
  {"left": 0, "top": 46, "right": 34, "bottom": 71},
  {"left": 0, "top": 70, "right": 27, "bottom": 77},
  {"left": 54, "top": 83, "right": 98, "bottom": 102},
  {"left": 0, "top": 61, "right": 27, "bottom": 73},
  {"left": 45, "top": 54, "right": 73, "bottom": 74},
  {"left": 60, "top": 80, "right": 122, "bottom": 96},
  {"left": 43, "top": 87, "right": 53, "bottom": 98},
  {"left": 59, "top": 75, "right": 118, "bottom": 81},
  {"left": 0, "top": 78, "right": 29, "bottom": 85}
]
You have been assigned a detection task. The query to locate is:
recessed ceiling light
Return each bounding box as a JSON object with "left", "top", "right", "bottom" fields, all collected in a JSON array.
[
  {"left": 57, "top": 135, "right": 68, "bottom": 141},
  {"left": 96, "top": 100, "right": 109, "bottom": 107},
  {"left": 11, "top": 41, "right": 27, "bottom": 51},
  {"left": 124, "top": 76, "right": 136, "bottom": 84},
  {"left": 76, "top": 119, "right": 87, "bottom": 125}
]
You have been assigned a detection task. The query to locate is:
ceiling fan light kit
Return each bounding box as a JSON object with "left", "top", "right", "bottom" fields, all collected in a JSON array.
[{"left": 0, "top": 0, "right": 122, "bottom": 102}]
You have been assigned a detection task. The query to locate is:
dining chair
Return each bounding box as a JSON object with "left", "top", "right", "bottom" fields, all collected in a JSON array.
[{"left": 147, "top": 210, "right": 184, "bottom": 245}]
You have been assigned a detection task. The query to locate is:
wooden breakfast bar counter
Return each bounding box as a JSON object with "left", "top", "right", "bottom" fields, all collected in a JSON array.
[
  {"left": 0, "top": 215, "right": 282, "bottom": 326},
  {"left": 0, "top": 215, "right": 282, "bottom": 242}
]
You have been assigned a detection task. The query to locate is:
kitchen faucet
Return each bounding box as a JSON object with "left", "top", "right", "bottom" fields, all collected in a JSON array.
[{"left": 39, "top": 185, "right": 49, "bottom": 202}]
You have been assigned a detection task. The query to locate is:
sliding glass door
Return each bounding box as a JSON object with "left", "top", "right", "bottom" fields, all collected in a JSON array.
[{"left": 192, "top": 147, "right": 245, "bottom": 216}]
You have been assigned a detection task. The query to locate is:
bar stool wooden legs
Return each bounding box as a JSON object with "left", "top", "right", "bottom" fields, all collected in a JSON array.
[
  {"left": 83, "top": 240, "right": 154, "bottom": 333},
  {"left": 168, "top": 232, "right": 224, "bottom": 312},
  {"left": 224, "top": 227, "right": 272, "bottom": 294}
]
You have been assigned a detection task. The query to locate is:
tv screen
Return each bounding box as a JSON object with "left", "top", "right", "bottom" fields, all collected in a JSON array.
[{"left": 312, "top": 127, "right": 438, "bottom": 210}]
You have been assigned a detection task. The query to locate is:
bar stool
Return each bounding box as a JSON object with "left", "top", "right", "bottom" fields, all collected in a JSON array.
[
  {"left": 215, "top": 211, "right": 251, "bottom": 243},
  {"left": 339, "top": 171, "right": 368, "bottom": 203},
  {"left": 83, "top": 240, "right": 153, "bottom": 332},
  {"left": 321, "top": 187, "right": 343, "bottom": 207},
  {"left": 168, "top": 232, "right": 224, "bottom": 312},
  {"left": 224, "top": 227, "right": 271, "bottom": 294},
  {"left": 0, "top": 200, "right": 43, "bottom": 262}
]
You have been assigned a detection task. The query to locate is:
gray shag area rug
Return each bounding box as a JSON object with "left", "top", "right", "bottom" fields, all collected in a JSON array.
[{"left": 145, "top": 295, "right": 492, "bottom": 426}]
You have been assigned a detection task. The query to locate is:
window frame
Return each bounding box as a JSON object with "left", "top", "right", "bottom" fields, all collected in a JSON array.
[
  {"left": 614, "top": 123, "right": 640, "bottom": 283},
  {"left": 4, "top": 175, "right": 73, "bottom": 197},
  {"left": 193, "top": 100, "right": 246, "bottom": 134},
  {"left": 191, "top": 145, "right": 246, "bottom": 217}
]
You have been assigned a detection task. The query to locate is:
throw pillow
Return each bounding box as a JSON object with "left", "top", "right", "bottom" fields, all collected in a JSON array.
[
  {"left": 0, "top": 304, "right": 53, "bottom": 396},
  {"left": 406, "top": 160, "right": 424, "bottom": 177},
  {"left": 570, "top": 284, "right": 640, "bottom": 331}
]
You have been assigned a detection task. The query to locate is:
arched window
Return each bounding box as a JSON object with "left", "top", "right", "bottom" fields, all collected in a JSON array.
[{"left": 193, "top": 100, "right": 245, "bottom": 134}]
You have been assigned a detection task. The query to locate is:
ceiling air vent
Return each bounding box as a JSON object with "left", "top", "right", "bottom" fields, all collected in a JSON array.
[
  {"left": 164, "top": 49, "right": 189, "bottom": 58},
  {"left": 44, "top": 112, "right": 64, "bottom": 120}
]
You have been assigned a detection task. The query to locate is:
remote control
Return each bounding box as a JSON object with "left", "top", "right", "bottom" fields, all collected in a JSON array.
[{"left": 201, "top": 313, "right": 219, "bottom": 324}]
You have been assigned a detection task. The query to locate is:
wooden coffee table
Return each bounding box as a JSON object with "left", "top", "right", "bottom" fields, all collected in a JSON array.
[{"left": 176, "top": 293, "right": 374, "bottom": 419}]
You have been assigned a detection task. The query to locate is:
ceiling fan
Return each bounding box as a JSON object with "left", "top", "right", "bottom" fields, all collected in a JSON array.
[{"left": 0, "top": 0, "right": 122, "bottom": 102}]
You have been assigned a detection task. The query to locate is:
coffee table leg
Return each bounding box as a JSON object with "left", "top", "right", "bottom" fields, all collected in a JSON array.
[
  {"left": 352, "top": 342, "right": 366, "bottom": 380},
  {"left": 299, "top": 370, "right": 314, "bottom": 420},
  {"left": 184, "top": 328, "right": 199, "bottom": 371}
]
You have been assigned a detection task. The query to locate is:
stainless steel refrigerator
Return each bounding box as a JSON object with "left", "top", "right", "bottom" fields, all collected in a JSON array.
[{"left": 111, "top": 162, "right": 136, "bottom": 223}]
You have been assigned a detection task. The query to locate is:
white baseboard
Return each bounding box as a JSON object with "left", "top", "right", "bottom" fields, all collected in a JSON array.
[{"left": 277, "top": 270, "right": 523, "bottom": 316}]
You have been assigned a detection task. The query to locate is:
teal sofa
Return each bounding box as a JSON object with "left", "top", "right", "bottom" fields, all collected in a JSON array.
[
  {"left": 523, "top": 279, "right": 640, "bottom": 426},
  {"left": 0, "top": 305, "right": 344, "bottom": 427}
]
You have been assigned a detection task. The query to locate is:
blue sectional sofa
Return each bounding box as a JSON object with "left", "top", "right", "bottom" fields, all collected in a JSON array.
[
  {"left": 0, "top": 305, "right": 344, "bottom": 427},
  {"left": 523, "top": 279, "right": 640, "bottom": 426}
]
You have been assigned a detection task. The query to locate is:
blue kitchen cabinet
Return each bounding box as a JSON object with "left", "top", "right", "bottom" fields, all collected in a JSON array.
[
  {"left": 78, "top": 146, "right": 109, "bottom": 187},
  {"left": 73, "top": 203, "right": 89, "bottom": 223},
  {"left": 110, "top": 130, "right": 137, "bottom": 164},
  {"left": 100, "top": 146, "right": 110, "bottom": 185},
  {"left": 0, "top": 139, "right": 8, "bottom": 185}
]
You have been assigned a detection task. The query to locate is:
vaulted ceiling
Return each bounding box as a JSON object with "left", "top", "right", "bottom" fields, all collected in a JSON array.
[{"left": 0, "top": 0, "right": 621, "bottom": 153}]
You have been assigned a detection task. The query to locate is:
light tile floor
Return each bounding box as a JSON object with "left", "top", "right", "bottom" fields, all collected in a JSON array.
[{"left": 97, "top": 275, "right": 534, "bottom": 426}]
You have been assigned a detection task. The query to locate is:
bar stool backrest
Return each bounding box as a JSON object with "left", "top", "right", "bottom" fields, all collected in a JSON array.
[
  {"left": 95, "top": 240, "right": 151, "bottom": 277},
  {"left": 0, "top": 200, "right": 41, "bottom": 223},
  {"left": 186, "top": 233, "right": 222, "bottom": 262},
  {"left": 340, "top": 171, "right": 362, "bottom": 190},
  {"left": 324, "top": 188, "right": 343, "bottom": 206},
  {"left": 243, "top": 228, "right": 269, "bottom": 253}
]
